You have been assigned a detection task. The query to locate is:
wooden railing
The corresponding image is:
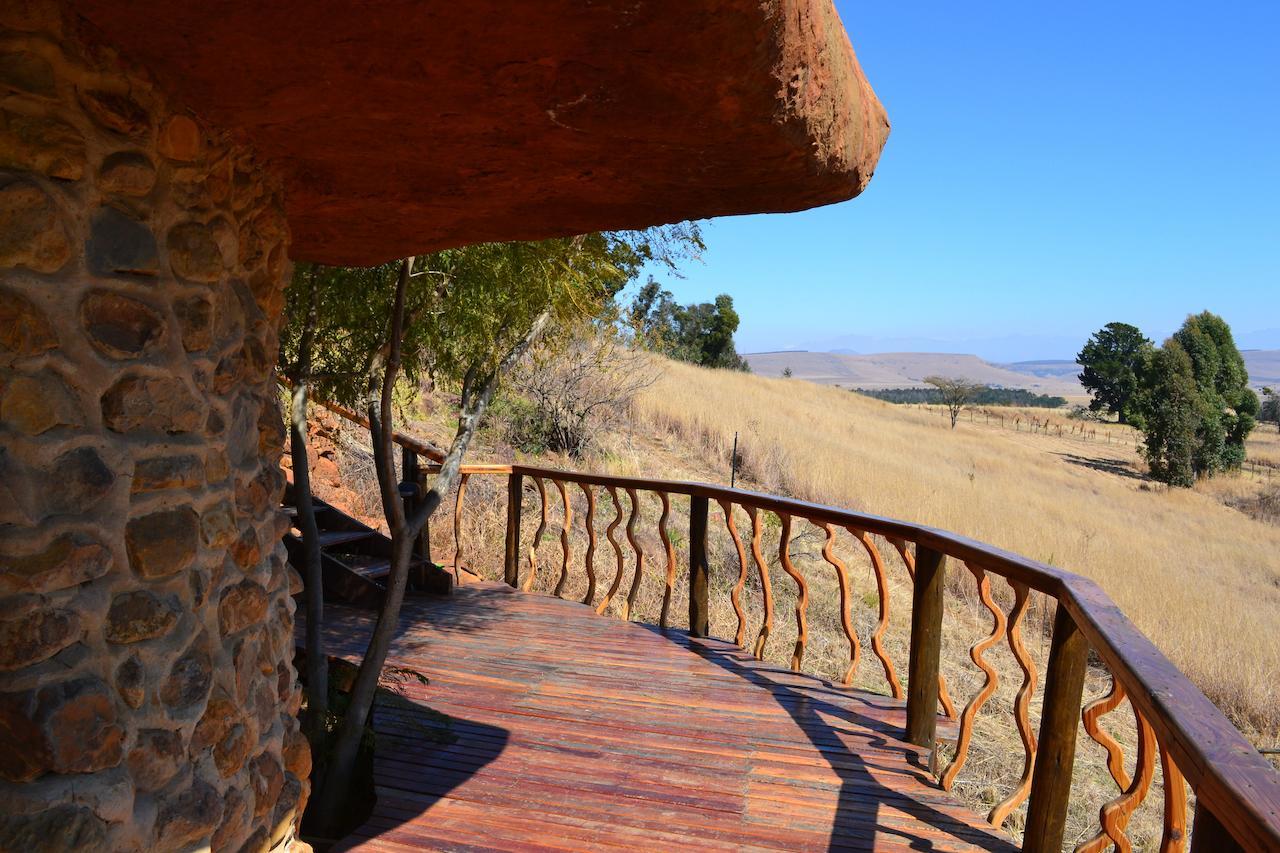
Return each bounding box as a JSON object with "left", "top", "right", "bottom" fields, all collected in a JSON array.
[{"left": 429, "top": 461, "right": 1279, "bottom": 853}]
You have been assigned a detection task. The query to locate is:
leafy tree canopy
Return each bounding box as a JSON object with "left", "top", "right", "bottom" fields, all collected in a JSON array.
[
  {"left": 625, "top": 279, "right": 748, "bottom": 370},
  {"left": 1077, "top": 322, "right": 1152, "bottom": 425},
  {"left": 279, "top": 226, "right": 702, "bottom": 407},
  {"left": 1134, "top": 312, "right": 1258, "bottom": 485}
]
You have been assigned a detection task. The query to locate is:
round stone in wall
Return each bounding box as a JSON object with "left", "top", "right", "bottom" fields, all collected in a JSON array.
[
  {"left": 80, "top": 290, "right": 166, "bottom": 358},
  {"left": 85, "top": 205, "right": 158, "bottom": 276},
  {"left": 0, "top": 179, "right": 70, "bottom": 273},
  {"left": 167, "top": 221, "right": 226, "bottom": 282},
  {"left": 97, "top": 151, "right": 156, "bottom": 197},
  {"left": 125, "top": 505, "right": 199, "bottom": 578},
  {"left": 105, "top": 590, "right": 180, "bottom": 644}
]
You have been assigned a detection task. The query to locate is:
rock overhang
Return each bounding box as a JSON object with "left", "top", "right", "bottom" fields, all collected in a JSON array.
[{"left": 66, "top": 0, "right": 889, "bottom": 266}]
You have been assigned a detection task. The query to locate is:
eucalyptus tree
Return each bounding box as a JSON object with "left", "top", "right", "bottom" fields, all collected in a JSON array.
[{"left": 277, "top": 226, "right": 701, "bottom": 831}]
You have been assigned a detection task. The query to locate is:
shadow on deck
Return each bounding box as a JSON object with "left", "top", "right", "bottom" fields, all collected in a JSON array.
[{"left": 313, "top": 582, "right": 1016, "bottom": 852}]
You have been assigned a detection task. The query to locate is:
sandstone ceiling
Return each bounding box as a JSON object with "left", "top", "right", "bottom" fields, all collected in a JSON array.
[{"left": 68, "top": 0, "right": 889, "bottom": 266}]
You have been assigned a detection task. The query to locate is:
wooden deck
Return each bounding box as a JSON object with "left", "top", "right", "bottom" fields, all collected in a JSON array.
[{"left": 317, "top": 582, "right": 1017, "bottom": 852}]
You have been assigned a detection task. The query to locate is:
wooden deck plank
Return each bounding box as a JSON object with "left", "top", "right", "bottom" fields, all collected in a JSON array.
[{"left": 315, "top": 582, "right": 1015, "bottom": 852}]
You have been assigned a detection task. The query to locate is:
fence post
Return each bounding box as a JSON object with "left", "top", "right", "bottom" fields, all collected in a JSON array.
[
  {"left": 906, "top": 545, "right": 945, "bottom": 760},
  {"left": 1024, "top": 602, "right": 1089, "bottom": 852},
  {"left": 688, "top": 495, "right": 710, "bottom": 637},
  {"left": 504, "top": 472, "right": 523, "bottom": 587}
]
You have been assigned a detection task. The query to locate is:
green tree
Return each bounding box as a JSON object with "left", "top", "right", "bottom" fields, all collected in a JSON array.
[
  {"left": 1261, "top": 386, "right": 1280, "bottom": 433},
  {"left": 1139, "top": 342, "right": 1200, "bottom": 487},
  {"left": 626, "top": 281, "right": 748, "bottom": 369},
  {"left": 1136, "top": 313, "right": 1258, "bottom": 486},
  {"left": 1077, "top": 322, "right": 1152, "bottom": 425},
  {"left": 1169, "top": 311, "right": 1258, "bottom": 471}
]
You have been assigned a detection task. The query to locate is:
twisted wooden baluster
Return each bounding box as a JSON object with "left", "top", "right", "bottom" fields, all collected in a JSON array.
[
  {"left": 657, "top": 491, "right": 676, "bottom": 629},
  {"left": 595, "top": 486, "right": 625, "bottom": 616},
  {"left": 719, "top": 499, "right": 749, "bottom": 647},
  {"left": 748, "top": 506, "right": 774, "bottom": 659},
  {"left": 1159, "top": 742, "right": 1188, "bottom": 853},
  {"left": 552, "top": 479, "right": 572, "bottom": 598},
  {"left": 889, "top": 537, "right": 957, "bottom": 718},
  {"left": 777, "top": 513, "right": 808, "bottom": 671},
  {"left": 940, "top": 562, "right": 1006, "bottom": 791},
  {"left": 1076, "top": 706, "right": 1157, "bottom": 853},
  {"left": 1082, "top": 676, "right": 1131, "bottom": 791},
  {"left": 452, "top": 472, "right": 470, "bottom": 580},
  {"left": 579, "top": 483, "right": 597, "bottom": 606},
  {"left": 851, "top": 529, "right": 904, "bottom": 699},
  {"left": 623, "top": 487, "right": 644, "bottom": 621},
  {"left": 521, "top": 475, "right": 548, "bottom": 592},
  {"left": 988, "top": 581, "right": 1037, "bottom": 828},
  {"left": 821, "top": 523, "right": 860, "bottom": 686}
]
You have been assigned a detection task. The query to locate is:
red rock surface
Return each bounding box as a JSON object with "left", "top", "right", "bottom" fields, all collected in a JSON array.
[{"left": 66, "top": 0, "right": 889, "bottom": 265}]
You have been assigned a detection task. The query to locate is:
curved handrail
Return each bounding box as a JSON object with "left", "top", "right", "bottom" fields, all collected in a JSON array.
[{"left": 454, "top": 460, "right": 1280, "bottom": 850}]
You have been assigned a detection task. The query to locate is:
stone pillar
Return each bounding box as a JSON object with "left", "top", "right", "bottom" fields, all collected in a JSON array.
[{"left": 1, "top": 5, "right": 306, "bottom": 851}]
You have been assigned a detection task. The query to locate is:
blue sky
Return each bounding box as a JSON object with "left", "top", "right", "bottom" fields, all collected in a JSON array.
[{"left": 642, "top": 1, "right": 1279, "bottom": 362}]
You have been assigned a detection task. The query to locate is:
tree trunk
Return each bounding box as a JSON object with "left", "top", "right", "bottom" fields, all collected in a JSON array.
[
  {"left": 289, "top": 280, "right": 328, "bottom": 751},
  {"left": 290, "top": 382, "right": 328, "bottom": 748},
  {"left": 310, "top": 262, "right": 552, "bottom": 834}
]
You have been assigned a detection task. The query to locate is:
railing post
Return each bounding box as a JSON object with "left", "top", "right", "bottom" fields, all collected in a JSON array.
[
  {"left": 504, "top": 472, "right": 523, "bottom": 587},
  {"left": 688, "top": 495, "right": 710, "bottom": 638},
  {"left": 401, "top": 447, "right": 428, "bottom": 588},
  {"left": 1190, "top": 799, "right": 1245, "bottom": 853},
  {"left": 1024, "top": 602, "right": 1089, "bottom": 852},
  {"left": 906, "top": 544, "right": 945, "bottom": 758}
]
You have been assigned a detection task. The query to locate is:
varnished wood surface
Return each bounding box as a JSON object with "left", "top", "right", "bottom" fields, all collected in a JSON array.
[{"left": 316, "top": 582, "right": 1013, "bottom": 852}]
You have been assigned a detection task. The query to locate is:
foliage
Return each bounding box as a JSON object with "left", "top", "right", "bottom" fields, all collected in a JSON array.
[
  {"left": 1261, "top": 387, "right": 1280, "bottom": 433},
  {"left": 782, "top": 367, "right": 793, "bottom": 378},
  {"left": 855, "top": 386, "right": 1067, "bottom": 408},
  {"left": 625, "top": 278, "right": 749, "bottom": 370},
  {"left": 1139, "top": 342, "right": 1201, "bottom": 487},
  {"left": 506, "top": 326, "right": 659, "bottom": 457},
  {"left": 1077, "top": 322, "right": 1153, "bottom": 425},
  {"left": 923, "top": 375, "right": 985, "bottom": 429},
  {"left": 1135, "top": 312, "right": 1258, "bottom": 485},
  {"left": 279, "top": 232, "right": 671, "bottom": 406}
]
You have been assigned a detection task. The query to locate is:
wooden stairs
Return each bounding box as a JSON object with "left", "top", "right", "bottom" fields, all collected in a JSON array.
[{"left": 282, "top": 482, "right": 452, "bottom": 608}]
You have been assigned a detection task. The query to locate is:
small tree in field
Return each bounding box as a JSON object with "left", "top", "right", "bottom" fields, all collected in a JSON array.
[
  {"left": 1262, "top": 386, "right": 1280, "bottom": 433},
  {"left": 924, "top": 375, "right": 984, "bottom": 429}
]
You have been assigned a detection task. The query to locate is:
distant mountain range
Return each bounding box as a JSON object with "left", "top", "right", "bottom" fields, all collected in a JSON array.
[{"left": 743, "top": 350, "right": 1280, "bottom": 396}]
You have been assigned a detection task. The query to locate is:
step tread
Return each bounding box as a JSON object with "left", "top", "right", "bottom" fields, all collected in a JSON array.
[{"left": 317, "top": 530, "right": 376, "bottom": 548}]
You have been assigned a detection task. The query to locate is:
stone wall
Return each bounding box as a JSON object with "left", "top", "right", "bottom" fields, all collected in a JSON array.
[{"left": 0, "top": 5, "right": 306, "bottom": 850}]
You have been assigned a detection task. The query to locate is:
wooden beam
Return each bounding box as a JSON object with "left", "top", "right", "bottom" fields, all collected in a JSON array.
[
  {"left": 688, "top": 496, "right": 710, "bottom": 638},
  {"left": 905, "top": 545, "right": 945, "bottom": 754},
  {"left": 1024, "top": 603, "right": 1089, "bottom": 852}
]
